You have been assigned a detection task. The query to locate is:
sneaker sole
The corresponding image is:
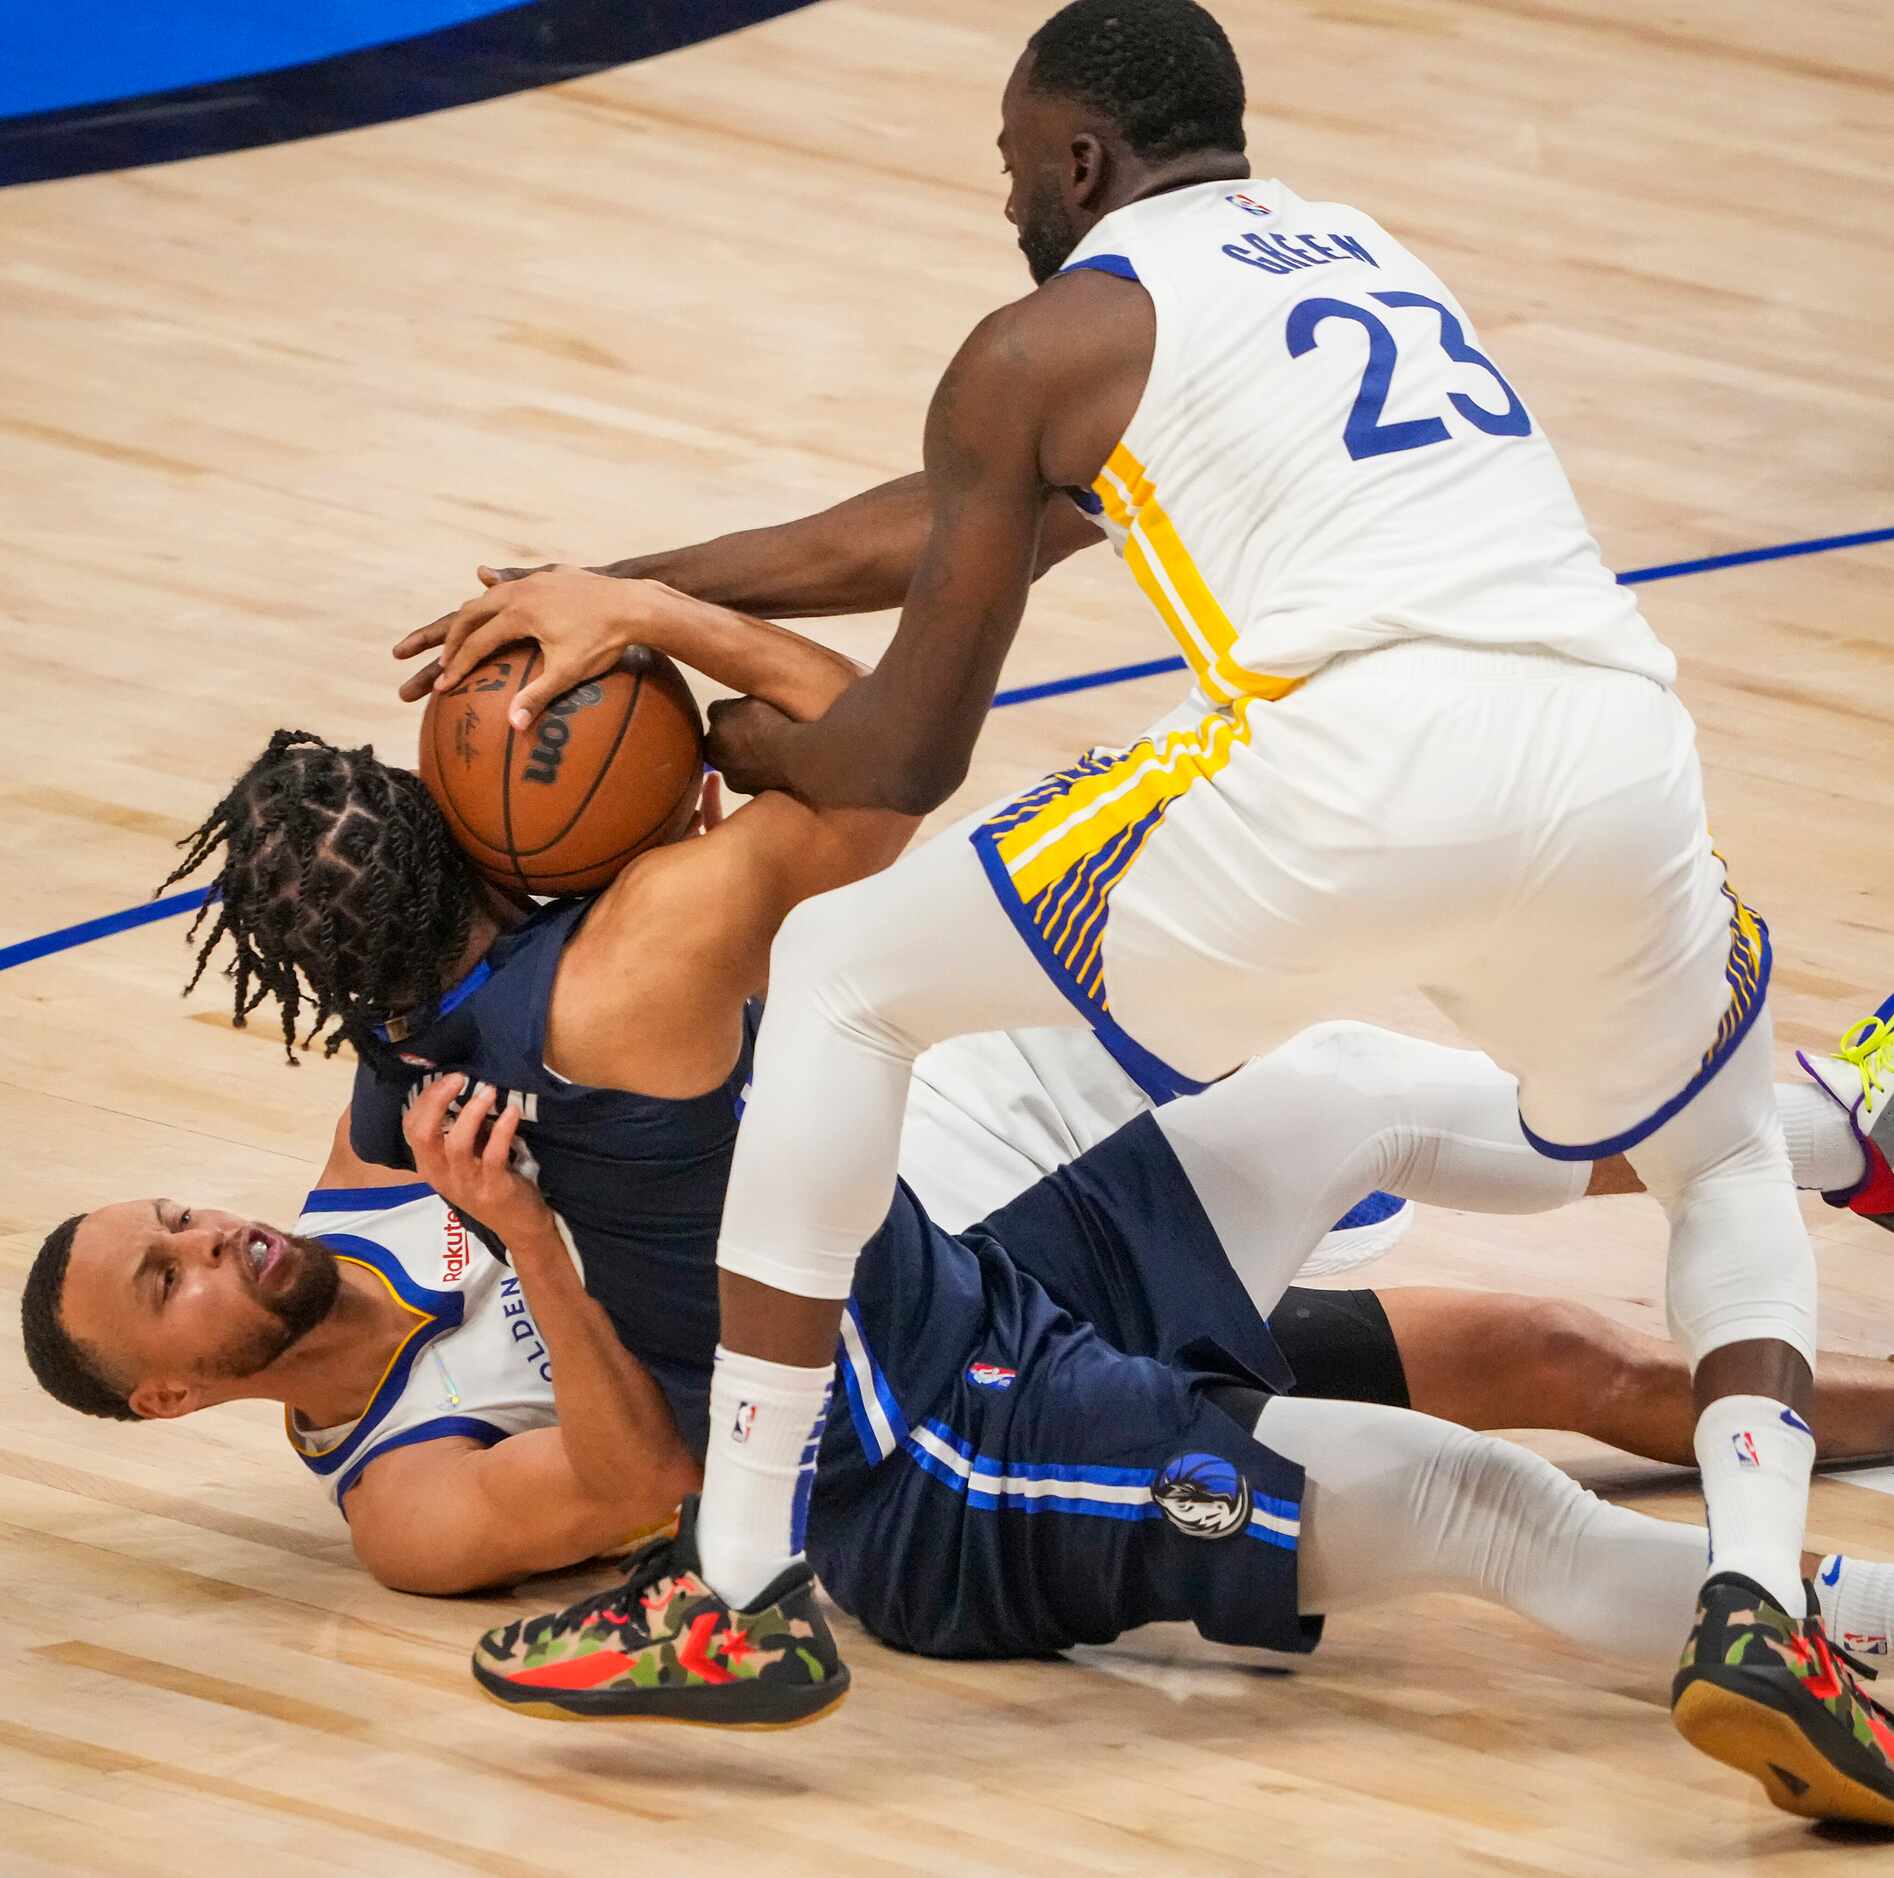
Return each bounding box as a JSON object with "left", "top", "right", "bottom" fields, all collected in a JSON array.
[
  {"left": 1674, "top": 1674, "right": 1894, "bottom": 1828},
  {"left": 471, "top": 1653, "right": 851, "bottom": 1730}
]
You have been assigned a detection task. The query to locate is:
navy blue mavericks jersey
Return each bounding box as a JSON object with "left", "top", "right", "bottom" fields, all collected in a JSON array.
[{"left": 348, "top": 898, "right": 752, "bottom": 1455}]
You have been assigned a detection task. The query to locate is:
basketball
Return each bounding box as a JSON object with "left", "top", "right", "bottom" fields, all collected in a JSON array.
[{"left": 418, "top": 643, "right": 704, "bottom": 895}]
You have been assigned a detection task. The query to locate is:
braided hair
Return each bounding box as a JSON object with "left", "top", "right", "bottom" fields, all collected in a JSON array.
[
  {"left": 162, "top": 730, "right": 480, "bottom": 1068},
  {"left": 1026, "top": 0, "right": 1247, "bottom": 161}
]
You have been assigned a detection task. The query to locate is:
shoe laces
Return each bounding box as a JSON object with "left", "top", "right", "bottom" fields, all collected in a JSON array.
[
  {"left": 1838, "top": 1015, "right": 1893, "bottom": 1110},
  {"left": 536, "top": 1530, "right": 683, "bottom": 1642},
  {"left": 1832, "top": 1634, "right": 1884, "bottom": 1685}
]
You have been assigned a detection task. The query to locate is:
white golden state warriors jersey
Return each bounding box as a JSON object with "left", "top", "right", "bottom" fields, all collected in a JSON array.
[
  {"left": 1059, "top": 179, "right": 1674, "bottom": 699},
  {"left": 286, "top": 1183, "right": 556, "bottom": 1510}
]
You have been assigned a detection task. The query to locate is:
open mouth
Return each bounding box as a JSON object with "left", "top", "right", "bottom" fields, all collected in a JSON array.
[{"left": 243, "top": 1226, "right": 287, "bottom": 1289}]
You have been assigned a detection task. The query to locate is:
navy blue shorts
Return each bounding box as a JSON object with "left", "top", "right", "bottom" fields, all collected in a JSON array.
[{"left": 807, "top": 1117, "right": 1318, "bottom": 1662}]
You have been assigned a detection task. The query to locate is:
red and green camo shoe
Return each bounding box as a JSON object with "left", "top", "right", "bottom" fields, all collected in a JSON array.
[
  {"left": 1673, "top": 1571, "right": 1894, "bottom": 1826},
  {"left": 472, "top": 1498, "right": 849, "bottom": 1729}
]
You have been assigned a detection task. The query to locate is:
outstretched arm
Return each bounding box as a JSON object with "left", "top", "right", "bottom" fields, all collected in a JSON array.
[{"left": 580, "top": 472, "right": 1104, "bottom": 619}]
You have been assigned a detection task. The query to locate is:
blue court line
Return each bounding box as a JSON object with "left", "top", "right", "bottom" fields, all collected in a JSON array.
[
  {"left": 0, "top": 885, "right": 216, "bottom": 973},
  {"left": 5, "top": 521, "right": 1889, "bottom": 976},
  {"left": 993, "top": 654, "right": 1186, "bottom": 708},
  {"left": 992, "top": 523, "right": 1894, "bottom": 709}
]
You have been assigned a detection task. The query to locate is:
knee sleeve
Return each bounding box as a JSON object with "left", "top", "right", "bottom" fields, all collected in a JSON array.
[
  {"left": 716, "top": 828, "right": 1076, "bottom": 1300},
  {"left": 1661, "top": 1169, "right": 1817, "bottom": 1368},
  {"left": 1628, "top": 1015, "right": 1817, "bottom": 1369}
]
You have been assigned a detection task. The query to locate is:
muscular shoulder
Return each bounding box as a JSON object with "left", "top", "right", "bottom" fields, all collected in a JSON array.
[
  {"left": 957, "top": 271, "right": 1152, "bottom": 391},
  {"left": 541, "top": 839, "right": 752, "bottom": 1098},
  {"left": 949, "top": 273, "right": 1154, "bottom": 490}
]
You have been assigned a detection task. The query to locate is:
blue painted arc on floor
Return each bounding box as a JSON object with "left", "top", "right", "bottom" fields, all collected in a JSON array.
[
  {"left": 3, "top": 522, "right": 1889, "bottom": 978},
  {"left": 0, "top": 0, "right": 819, "bottom": 187},
  {"left": 4, "top": 2, "right": 519, "bottom": 117}
]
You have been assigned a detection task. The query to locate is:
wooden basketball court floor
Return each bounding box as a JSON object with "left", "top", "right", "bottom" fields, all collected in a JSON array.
[{"left": 1, "top": 0, "right": 1891, "bottom": 1868}]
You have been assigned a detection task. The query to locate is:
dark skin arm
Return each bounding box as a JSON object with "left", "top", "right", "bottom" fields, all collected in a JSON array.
[
  {"left": 571, "top": 473, "right": 1102, "bottom": 619},
  {"left": 389, "top": 473, "right": 1102, "bottom": 676},
  {"left": 705, "top": 271, "right": 1153, "bottom": 814},
  {"left": 396, "top": 565, "right": 870, "bottom": 731}
]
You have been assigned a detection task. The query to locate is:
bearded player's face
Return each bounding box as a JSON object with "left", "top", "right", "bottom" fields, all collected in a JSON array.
[
  {"left": 1000, "top": 56, "right": 1088, "bottom": 285},
  {"left": 60, "top": 1200, "right": 342, "bottom": 1417}
]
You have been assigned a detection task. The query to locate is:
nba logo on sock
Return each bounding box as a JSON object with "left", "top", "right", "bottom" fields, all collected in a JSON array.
[
  {"left": 1845, "top": 1632, "right": 1891, "bottom": 1657},
  {"left": 732, "top": 1402, "right": 757, "bottom": 1443},
  {"left": 1732, "top": 1430, "right": 1761, "bottom": 1468}
]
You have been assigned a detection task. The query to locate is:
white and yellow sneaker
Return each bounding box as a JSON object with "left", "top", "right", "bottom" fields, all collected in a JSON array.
[{"left": 1798, "top": 996, "right": 1894, "bottom": 1232}]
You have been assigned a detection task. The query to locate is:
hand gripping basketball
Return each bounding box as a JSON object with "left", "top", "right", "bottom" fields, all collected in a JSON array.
[{"left": 397, "top": 566, "right": 655, "bottom": 733}]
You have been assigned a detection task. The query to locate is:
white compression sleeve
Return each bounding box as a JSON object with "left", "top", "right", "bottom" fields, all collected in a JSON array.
[
  {"left": 718, "top": 822, "right": 1076, "bottom": 1298},
  {"left": 1259, "top": 1394, "right": 1708, "bottom": 1668},
  {"left": 1154, "top": 1022, "right": 1591, "bottom": 1319}
]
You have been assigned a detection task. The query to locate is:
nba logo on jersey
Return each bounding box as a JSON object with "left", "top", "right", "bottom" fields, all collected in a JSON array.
[
  {"left": 1732, "top": 1430, "right": 1761, "bottom": 1468},
  {"left": 731, "top": 1401, "right": 757, "bottom": 1443},
  {"left": 967, "top": 1361, "right": 1017, "bottom": 1389},
  {"left": 1224, "top": 191, "right": 1272, "bottom": 217}
]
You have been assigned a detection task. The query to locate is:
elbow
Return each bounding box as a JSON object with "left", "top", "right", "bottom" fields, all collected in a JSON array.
[
  {"left": 365, "top": 1555, "right": 504, "bottom": 1597},
  {"left": 875, "top": 748, "right": 967, "bottom": 817},
  {"left": 353, "top": 1526, "right": 513, "bottom": 1597}
]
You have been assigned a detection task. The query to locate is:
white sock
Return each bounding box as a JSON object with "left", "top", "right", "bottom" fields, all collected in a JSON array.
[
  {"left": 1778, "top": 1080, "right": 1868, "bottom": 1193},
  {"left": 1694, "top": 1393, "right": 1815, "bottom": 1615},
  {"left": 1814, "top": 1555, "right": 1894, "bottom": 1660},
  {"left": 695, "top": 1346, "right": 834, "bottom": 1608}
]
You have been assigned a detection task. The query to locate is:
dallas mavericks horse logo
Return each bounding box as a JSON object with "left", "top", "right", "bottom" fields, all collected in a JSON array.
[{"left": 1152, "top": 1453, "right": 1252, "bottom": 1540}]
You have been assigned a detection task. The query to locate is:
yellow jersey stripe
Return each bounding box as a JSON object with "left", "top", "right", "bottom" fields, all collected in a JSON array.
[
  {"left": 284, "top": 1256, "right": 437, "bottom": 1459},
  {"left": 1100, "top": 444, "right": 1247, "bottom": 700},
  {"left": 1093, "top": 458, "right": 1231, "bottom": 704},
  {"left": 1093, "top": 439, "right": 1304, "bottom": 704}
]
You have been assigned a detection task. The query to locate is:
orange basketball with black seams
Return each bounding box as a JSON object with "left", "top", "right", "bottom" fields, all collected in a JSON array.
[{"left": 419, "top": 643, "right": 704, "bottom": 895}]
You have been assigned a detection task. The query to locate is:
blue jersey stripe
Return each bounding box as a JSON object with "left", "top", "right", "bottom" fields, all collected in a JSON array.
[
  {"left": 301, "top": 1183, "right": 435, "bottom": 1212},
  {"left": 1058, "top": 253, "right": 1140, "bottom": 283}
]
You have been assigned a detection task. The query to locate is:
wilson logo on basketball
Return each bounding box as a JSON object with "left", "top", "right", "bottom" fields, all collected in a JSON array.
[
  {"left": 522, "top": 682, "right": 605, "bottom": 786},
  {"left": 441, "top": 1207, "right": 472, "bottom": 1284},
  {"left": 451, "top": 703, "right": 479, "bottom": 767}
]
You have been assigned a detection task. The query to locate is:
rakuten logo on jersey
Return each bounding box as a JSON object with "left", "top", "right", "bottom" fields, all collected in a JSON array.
[{"left": 441, "top": 1207, "right": 473, "bottom": 1285}]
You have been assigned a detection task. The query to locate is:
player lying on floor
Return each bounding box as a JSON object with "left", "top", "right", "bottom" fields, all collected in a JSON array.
[
  {"left": 26, "top": 1020, "right": 1894, "bottom": 1759},
  {"left": 46, "top": 591, "right": 1894, "bottom": 1790},
  {"left": 30, "top": 1044, "right": 1894, "bottom": 1589}
]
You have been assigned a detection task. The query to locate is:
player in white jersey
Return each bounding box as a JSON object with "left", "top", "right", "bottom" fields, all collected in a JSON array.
[{"left": 399, "top": 0, "right": 1858, "bottom": 1814}]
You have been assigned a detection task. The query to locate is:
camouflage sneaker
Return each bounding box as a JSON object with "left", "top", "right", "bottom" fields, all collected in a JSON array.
[
  {"left": 1672, "top": 1571, "right": 1894, "bottom": 1826},
  {"left": 471, "top": 1498, "right": 849, "bottom": 1729},
  {"left": 1799, "top": 995, "right": 1894, "bottom": 1233}
]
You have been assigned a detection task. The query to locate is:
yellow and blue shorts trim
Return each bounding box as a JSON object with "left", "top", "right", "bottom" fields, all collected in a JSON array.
[
  {"left": 1518, "top": 877, "right": 1773, "bottom": 1161},
  {"left": 970, "top": 711, "right": 1250, "bottom": 1104}
]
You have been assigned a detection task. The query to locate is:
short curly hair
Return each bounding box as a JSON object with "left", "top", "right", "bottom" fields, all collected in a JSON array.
[
  {"left": 1026, "top": 0, "right": 1247, "bottom": 160},
  {"left": 20, "top": 1214, "right": 140, "bottom": 1423}
]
